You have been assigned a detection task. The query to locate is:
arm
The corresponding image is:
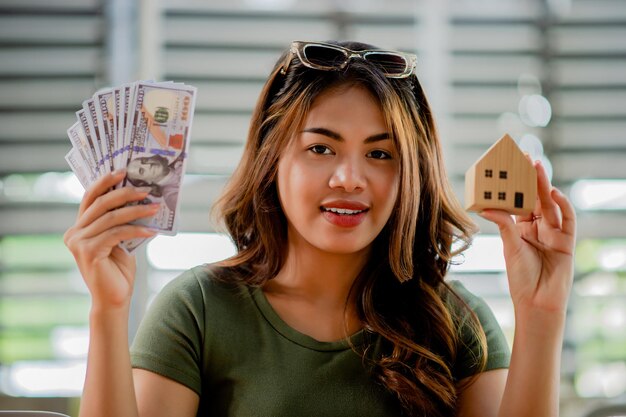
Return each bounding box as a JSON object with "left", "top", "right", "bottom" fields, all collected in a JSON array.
[
  {"left": 456, "top": 307, "right": 566, "bottom": 417},
  {"left": 64, "top": 170, "right": 199, "bottom": 417},
  {"left": 463, "top": 160, "right": 576, "bottom": 417},
  {"left": 456, "top": 369, "right": 507, "bottom": 417},
  {"left": 134, "top": 369, "right": 199, "bottom": 416}
]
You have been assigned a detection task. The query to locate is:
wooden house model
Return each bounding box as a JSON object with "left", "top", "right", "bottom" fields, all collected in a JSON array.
[{"left": 465, "top": 134, "right": 537, "bottom": 215}]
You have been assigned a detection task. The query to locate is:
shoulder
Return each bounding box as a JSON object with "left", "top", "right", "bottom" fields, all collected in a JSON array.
[
  {"left": 444, "top": 280, "right": 511, "bottom": 377},
  {"left": 443, "top": 280, "right": 503, "bottom": 336},
  {"left": 151, "top": 264, "right": 253, "bottom": 321},
  {"left": 443, "top": 280, "right": 499, "bottom": 321},
  {"left": 446, "top": 281, "right": 504, "bottom": 344},
  {"left": 135, "top": 264, "right": 257, "bottom": 338},
  {"left": 445, "top": 280, "right": 488, "bottom": 311},
  {"left": 161, "top": 264, "right": 250, "bottom": 304},
  {"left": 142, "top": 265, "right": 260, "bottom": 348}
]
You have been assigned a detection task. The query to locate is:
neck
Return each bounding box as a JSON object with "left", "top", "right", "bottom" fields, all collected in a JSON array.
[
  {"left": 261, "top": 231, "right": 371, "bottom": 341},
  {"left": 267, "top": 237, "right": 370, "bottom": 309}
]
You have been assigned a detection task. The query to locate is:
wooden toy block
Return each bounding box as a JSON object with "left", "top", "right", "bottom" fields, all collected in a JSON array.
[{"left": 465, "top": 133, "right": 537, "bottom": 215}]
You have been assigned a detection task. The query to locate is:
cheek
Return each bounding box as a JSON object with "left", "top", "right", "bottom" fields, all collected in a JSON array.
[
  {"left": 376, "top": 167, "right": 400, "bottom": 205},
  {"left": 277, "top": 158, "right": 309, "bottom": 214},
  {"left": 128, "top": 169, "right": 140, "bottom": 180},
  {"left": 385, "top": 186, "right": 400, "bottom": 218},
  {"left": 278, "top": 156, "right": 324, "bottom": 195}
]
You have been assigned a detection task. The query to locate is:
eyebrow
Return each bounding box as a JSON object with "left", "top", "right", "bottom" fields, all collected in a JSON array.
[{"left": 302, "top": 127, "right": 390, "bottom": 144}]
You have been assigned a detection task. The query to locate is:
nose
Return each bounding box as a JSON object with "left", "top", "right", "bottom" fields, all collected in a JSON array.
[{"left": 328, "top": 155, "right": 366, "bottom": 192}]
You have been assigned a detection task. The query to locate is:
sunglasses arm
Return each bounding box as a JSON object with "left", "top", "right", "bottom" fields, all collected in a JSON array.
[{"left": 280, "top": 51, "right": 294, "bottom": 75}]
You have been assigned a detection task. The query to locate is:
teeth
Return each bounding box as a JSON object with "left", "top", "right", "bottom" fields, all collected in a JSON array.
[{"left": 324, "top": 207, "right": 364, "bottom": 215}]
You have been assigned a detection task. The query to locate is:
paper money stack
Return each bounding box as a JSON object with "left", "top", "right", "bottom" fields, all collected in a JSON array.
[{"left": 65, "top": 81, "right": 197, "bottom": 252}]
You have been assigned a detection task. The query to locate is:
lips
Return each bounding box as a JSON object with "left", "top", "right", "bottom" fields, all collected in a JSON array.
[
  {"left": 320, "top": 200, "right": 369, "bottom": 228},
  {"left": 320, "top": 200, "right": 369, "bottom": 210}
]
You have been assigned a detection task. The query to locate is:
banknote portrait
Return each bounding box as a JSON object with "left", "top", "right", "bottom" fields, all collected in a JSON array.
[{"left": 126, "top": 154, "right": 183, "bottom": 211}]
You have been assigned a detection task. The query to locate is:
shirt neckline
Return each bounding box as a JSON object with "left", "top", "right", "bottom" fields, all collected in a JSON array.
[{"left": 250, "top": 286, "right": 366, "bottom": 352}]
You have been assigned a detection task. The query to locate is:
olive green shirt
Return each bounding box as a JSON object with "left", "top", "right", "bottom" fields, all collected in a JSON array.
[{"left": 131, "top": 265, "right": 510, "bottom": 416}]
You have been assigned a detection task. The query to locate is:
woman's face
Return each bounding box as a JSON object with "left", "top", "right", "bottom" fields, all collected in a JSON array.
[
  {"left": 127, "top": 157, "right": 167, "bottom": 184},
  {"left": 276, "top": 84, "right": 400, "bottom": 256}
]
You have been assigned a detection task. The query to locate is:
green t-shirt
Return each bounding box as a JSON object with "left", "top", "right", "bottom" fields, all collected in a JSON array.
[{"left": 130, "top": 265, "right": 510, "bottom": 416}]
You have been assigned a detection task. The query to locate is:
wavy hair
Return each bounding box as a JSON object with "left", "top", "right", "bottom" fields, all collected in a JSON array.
[{"left": 211, "top": 40, "right": 487, "bottom": 416}]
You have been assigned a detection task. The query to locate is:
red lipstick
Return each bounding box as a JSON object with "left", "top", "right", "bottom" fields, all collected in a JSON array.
[{"left": 320, "top": 200, "right": 369, "bottom": 228}]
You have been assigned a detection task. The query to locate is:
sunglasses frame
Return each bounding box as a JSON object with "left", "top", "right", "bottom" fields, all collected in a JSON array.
[{"left": 281, "top": 41, "right": 417, "bottom": 79}]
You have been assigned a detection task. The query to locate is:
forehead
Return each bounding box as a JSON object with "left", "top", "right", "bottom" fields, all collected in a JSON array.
[
  {"left": 310, "top": 83, "right": 378, "bottom": 107},
  {"left": 303, "top": 84, "right": 385, "bottom": 127},
  {"left": 130, "top": 158, "right": 148, "bottom": 166}
]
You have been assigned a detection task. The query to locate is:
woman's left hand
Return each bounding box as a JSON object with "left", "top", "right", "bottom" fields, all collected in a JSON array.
[{"left": 479, "top": 160, "right": 577, "bottom": 316}]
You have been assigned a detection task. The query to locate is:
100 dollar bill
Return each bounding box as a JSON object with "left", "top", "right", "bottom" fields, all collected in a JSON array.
[
  {"left": 121, "top": 82, "right": 197, "bottom": 236},
  {"left": 65, "top": 80, "right": 197, "bottom": 253}
]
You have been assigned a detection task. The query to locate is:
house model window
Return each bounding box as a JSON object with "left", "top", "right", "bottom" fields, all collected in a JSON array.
[{"left": 464, "top": 133, "right": 537, "bottom": 215}]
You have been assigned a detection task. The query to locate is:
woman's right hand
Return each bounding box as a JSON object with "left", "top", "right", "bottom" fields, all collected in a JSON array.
[{"left": 64, "top": 169, "right": 159, "bottom": 311}]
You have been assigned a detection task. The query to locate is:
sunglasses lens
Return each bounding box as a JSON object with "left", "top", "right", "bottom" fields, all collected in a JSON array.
[
  {"left": 365, "top": 53, "right": 408, "bottom": 75},
  {"left": 302, "top": 45, "right": 347, "bottom": 68}
]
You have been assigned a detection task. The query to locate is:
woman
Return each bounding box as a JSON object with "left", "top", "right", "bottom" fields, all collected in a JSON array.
[{"left": 64, "top": 40, "right": 576, "bottom": 417}]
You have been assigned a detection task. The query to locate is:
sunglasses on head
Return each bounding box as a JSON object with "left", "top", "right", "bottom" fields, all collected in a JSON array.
[{"left": 281, "top": 41, "right": 418, "bottom": 79}]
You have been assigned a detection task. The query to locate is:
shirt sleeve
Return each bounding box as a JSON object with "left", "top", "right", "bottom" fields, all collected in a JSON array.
[
  {"left": 447, "top": 280, "right": 511, "bottom": 381},
  {"left": 130, "top": 267, "right": 206, "bottom": 395}
]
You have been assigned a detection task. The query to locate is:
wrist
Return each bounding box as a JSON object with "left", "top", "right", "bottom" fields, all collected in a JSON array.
[
  {"left": 89, "top": 303, "right": 131, "bottom": 323},
  {"left": 514, "top": 307, "right": 567, "bottom": 340}
]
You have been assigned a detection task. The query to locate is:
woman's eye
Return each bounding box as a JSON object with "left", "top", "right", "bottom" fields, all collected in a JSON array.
[
  {"left": 367, "top": 149, "right": 392, "bottom": 160},
  {"left": 309, "top": 144, "right": 333, "bottom": 155}
]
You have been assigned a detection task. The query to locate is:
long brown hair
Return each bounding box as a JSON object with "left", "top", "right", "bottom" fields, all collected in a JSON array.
[{"left": 212, "top": 41, "right": 487, "bottom": 416}]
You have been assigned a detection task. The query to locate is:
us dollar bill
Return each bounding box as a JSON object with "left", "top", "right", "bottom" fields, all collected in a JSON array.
[
  {"left": 113, "top": 87, "right": 122, "bottom": 169},
  {"left": 67, "top": 80, "right": 197, "bottom": 254},
  {"left": 76, "top": 108, "right": 105, "bottom": 176},
  {"left": 65, "top": 147, "right": 95, "bottom": 189},
  {"left": 117, "top": 82, "right": 196, "bottom": 253},
  {"left": 117, "top": 83, "right": 134, "bottom": 172},
  {"left": 83, "top": 98, "right": 113, "bottom": 173},
  {"left": 67, "top": 121, "right": 99, "bottom": 180},
  {"left": 94, "top": 88, "right": 117, "bottom": 172}
]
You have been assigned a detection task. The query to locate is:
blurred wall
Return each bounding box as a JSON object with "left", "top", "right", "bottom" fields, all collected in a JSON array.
[{"left": 0, "top": 0, "right": 625, "bottom": 415}]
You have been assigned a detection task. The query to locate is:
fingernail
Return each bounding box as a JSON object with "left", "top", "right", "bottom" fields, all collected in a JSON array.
[{"left": 112, "top": 169, "right": 126, "bottom": 176}]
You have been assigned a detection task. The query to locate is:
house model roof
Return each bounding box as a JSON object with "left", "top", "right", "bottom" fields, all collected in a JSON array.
[{"left": 464, "top": 133, "right": 537, "bottom": 215}]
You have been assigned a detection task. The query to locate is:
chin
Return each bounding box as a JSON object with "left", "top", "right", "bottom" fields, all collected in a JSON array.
[{"left": 314, "top": 238, "right": 373, "bottom": 256}]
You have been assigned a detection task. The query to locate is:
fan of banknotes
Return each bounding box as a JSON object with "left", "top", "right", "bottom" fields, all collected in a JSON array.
[{"left": 65, "top": 81, "right": 197, "bottom": 252}]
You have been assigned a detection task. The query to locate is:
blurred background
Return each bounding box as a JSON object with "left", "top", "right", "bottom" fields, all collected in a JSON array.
[{"left": 0, "top": 0, "right": 625, "bottom": 415}]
